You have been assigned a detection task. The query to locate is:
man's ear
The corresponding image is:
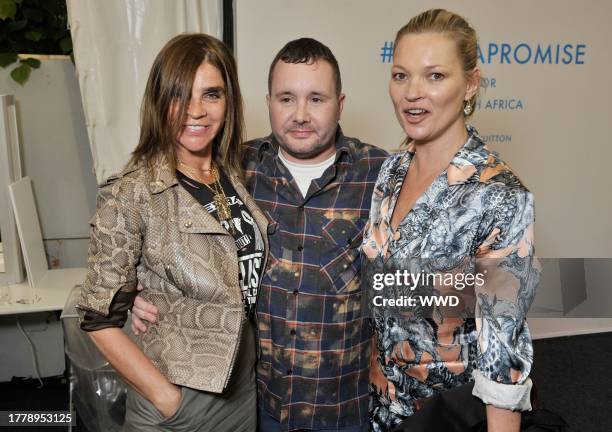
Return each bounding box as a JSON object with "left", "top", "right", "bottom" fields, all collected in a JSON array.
[{"left": 337, "top": 93, "right": 346, "bottom": 119}]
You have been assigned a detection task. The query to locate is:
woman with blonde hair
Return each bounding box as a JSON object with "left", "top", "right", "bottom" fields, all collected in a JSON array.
[
  {"left": 78, "top": 33, "right": 267, "bottom": 431},
  {"left": 362, "top": 9, "right": 539, "bottom": 431}
]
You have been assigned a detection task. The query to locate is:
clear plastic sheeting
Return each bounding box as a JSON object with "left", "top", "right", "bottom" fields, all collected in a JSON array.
[
  {"left": 68, "top": 366, "right": 126, "bottom": 432},
  {"left": 61, "top": 285, "right": 133, "bottom": 431},
  {"left": 66, "top": 0, "right": 223, "bottom": 184}
]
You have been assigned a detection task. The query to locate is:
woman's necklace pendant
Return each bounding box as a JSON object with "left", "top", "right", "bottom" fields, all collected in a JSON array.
[{"left": 214, "top": 193, "right": 235, "bottom": 234}]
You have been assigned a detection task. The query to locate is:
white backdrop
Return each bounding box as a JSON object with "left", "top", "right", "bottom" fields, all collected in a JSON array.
[
  {"left": 67, "top": 0, "right": 223, "bottom": 184},
  {"left": 235, "top": 0, "right": 612, "bottom": 259}
]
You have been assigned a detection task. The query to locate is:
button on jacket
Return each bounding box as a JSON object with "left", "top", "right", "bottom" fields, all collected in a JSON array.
[
  {"left": 243, "top": 130, "right": 388, "bottom": 431},
  {"left": 77, "top": 154, "right": 269, "bottom": 394}
]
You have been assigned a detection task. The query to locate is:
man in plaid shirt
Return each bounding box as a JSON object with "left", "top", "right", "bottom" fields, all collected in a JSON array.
[
  {"left": 247, "top": 39, "right": 387, "bottom": 432},
  {"left": 132, "top": 38, "right": 387, "bottom": 431}
]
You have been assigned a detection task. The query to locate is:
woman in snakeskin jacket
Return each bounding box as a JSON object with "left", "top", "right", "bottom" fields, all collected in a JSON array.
[{"left": 77, "top": 34, "right": 268, "bottom": 431}]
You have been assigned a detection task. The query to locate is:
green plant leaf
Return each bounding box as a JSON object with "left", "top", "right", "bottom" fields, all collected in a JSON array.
[
  {"left": 0, "top": 0, "right": 70, "bottom": 78},
  {"left": 0, "top": 52, "right": 18, "bottom": 67},
  {"left": 59, "top": 37, "right": 72, "bottom": 53},
  {"left": 10, "top": 62, "right": 31, "bottom": 85},
  {"left": 7, "top": 19, "right": 27, "bottom": 31},
  {"left": 22, "top": 57, "right": 40, "bottom": 68},
  {"left": 24, "top": 30, "right": 43, "bottom": 42},
  {"left": 0, "top": 0, "right": 17, "bottom": 20}
]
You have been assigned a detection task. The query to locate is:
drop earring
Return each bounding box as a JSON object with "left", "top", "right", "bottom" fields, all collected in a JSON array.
[{"left": 463, "top": 100, "right": 473, "bottom": 116}]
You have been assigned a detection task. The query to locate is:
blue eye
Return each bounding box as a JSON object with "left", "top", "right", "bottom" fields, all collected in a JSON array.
[{"left": 431, "top": 72, "right": 444, "bottom": 80}]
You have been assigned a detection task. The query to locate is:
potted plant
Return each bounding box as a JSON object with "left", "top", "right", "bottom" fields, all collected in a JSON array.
[{"left": 0, "top": 0, "right": 73, "bottom": 84}]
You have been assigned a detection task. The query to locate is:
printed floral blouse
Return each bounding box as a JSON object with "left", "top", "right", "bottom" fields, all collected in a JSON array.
[{"left": 361, "top": 126, "right": 539, "bottom": 431}]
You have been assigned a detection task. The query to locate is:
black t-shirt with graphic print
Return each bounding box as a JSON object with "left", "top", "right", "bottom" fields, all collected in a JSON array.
[{"left": 176, "top": 169, "right": 264, "bottom": 318}]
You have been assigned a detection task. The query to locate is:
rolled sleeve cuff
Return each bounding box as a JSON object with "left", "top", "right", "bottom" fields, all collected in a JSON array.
[
  {"left": 79, "top": 290, "right": 138, "bottom": 332},
  {"left": 472, "top": 370, "right": 533, "bottom": 411}
]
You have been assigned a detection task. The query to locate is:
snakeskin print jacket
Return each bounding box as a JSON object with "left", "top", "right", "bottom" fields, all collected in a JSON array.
[{"left": 77, "top": 155, "right": 269, "bottom": 393}]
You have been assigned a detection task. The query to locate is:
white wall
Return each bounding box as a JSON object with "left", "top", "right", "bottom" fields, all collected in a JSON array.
[
  {"left": 235, "top": 0, "right": 612, "bottom": 259},
  {"left": 235, "top": 0, "right": 612, "bottom": 337},
  {"left": 0, "top": 57, "right": 98, "bottom": 270}
]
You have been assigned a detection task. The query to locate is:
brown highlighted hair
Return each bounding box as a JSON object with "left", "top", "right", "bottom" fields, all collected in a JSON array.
[
  {"left": 394, "top": 9, "right": 479, "bottom": 118},
  {"left": 131, "top": 33, "right": 244, "bottom": 174},
  {"left": 268, "top": 38, "right": 342, "bottom": 96}
]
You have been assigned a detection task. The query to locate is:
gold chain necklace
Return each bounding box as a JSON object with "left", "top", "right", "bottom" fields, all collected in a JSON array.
[{"left": 177, "top": 160, "right": 236, "bottom": 234}]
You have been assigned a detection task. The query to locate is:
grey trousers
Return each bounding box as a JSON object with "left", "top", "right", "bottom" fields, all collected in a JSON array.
[{"left": 122, "top": 321, "right": 257, "bottom": 432}]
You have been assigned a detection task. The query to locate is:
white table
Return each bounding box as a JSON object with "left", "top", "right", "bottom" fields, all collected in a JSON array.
[{"left": 0, "top": 267, "right": 87, "bottom": 315}]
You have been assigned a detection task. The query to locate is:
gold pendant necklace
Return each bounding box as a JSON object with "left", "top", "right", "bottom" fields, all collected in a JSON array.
[{"left": 178, "top": 160, "right": 235, "bottom": 234}]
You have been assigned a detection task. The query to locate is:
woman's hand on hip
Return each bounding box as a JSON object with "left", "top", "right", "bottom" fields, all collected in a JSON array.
[{"left": 131, "top": 283, "right": 159, "bottom": 335}]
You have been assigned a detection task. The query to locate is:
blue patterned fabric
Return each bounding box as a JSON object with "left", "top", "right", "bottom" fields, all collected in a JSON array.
[{"left": 362, "top": 126, "right": 539, "bottom": 431}]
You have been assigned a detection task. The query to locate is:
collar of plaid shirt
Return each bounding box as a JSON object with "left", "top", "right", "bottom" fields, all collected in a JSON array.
[{"left": 242, "top": 127, "right": 388, "bottom": 431}]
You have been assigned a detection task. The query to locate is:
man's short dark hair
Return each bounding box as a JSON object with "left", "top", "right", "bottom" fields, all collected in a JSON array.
[{"left": 267, "top": 38, "right": 342, "bottom": 96}]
